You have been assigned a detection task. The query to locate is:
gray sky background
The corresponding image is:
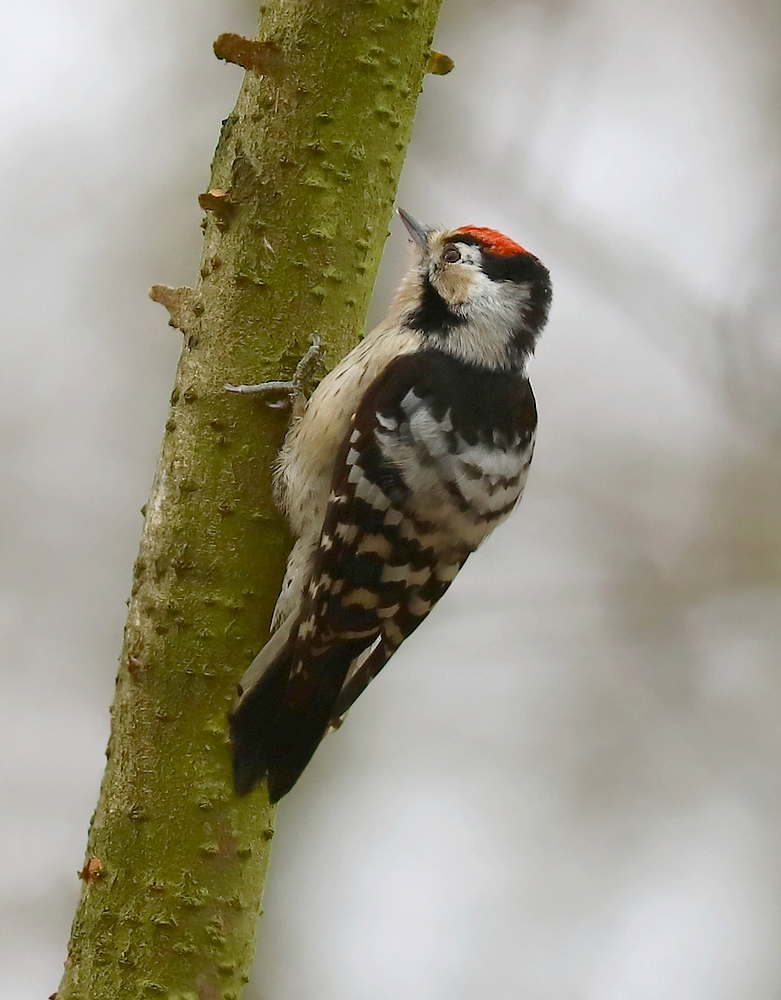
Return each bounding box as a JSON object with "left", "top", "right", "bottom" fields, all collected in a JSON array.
[{"left": 1, "top": 1, "right": 780, "bottom": 998}]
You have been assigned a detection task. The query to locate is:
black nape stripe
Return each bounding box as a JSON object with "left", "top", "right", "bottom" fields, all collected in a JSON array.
[
  {"left": 406, "top": 274, "right": 466, "bottom": 334},
  {"left": 483, "top": 250, "right": 550, "bottom": 289}
]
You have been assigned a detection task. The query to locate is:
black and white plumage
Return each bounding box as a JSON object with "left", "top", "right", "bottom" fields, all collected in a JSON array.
[{"left": 229, "top": 209, "right": 552, "bottom": 802}]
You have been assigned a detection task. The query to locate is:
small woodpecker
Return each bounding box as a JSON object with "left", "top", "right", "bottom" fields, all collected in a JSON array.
[{"left": 228, "top": 209, "right": 552, "bottom": 802}]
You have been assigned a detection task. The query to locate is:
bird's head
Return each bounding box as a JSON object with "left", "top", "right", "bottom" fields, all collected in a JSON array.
[{"left": 393, "top": 208, "right": 552, "bottom": 370}]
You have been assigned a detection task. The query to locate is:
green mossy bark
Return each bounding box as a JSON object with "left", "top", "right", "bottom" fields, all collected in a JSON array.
[{"left": 57, "top": 2, "right": 444, "bottom": 998}]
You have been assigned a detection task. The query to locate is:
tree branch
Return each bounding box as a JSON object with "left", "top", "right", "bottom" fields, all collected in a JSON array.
[{"left": 56, "top": 1, "right": 445, "bottom": 997}]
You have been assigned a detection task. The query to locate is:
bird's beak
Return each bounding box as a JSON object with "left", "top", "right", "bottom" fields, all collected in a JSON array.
[{"left": 397, "top": 208, "right": 434, "bottom": 249}]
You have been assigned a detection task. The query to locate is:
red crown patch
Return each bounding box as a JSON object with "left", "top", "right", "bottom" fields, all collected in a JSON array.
[{"left": 455, "top": 226, "right": 528, "bottom": 257}]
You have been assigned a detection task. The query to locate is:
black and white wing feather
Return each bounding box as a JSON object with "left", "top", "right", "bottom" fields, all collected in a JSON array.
[{"left": 230, "top": 349, "right": 537, "bottom": 801}]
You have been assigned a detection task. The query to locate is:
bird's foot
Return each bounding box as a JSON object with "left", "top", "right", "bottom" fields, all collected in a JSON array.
[{"left": 225, "top": 335, "right": 323, "bottom": 409}]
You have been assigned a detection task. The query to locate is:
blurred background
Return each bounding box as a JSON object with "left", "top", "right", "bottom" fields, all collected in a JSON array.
[{"left": 2, "top": 0, "right": 780, "bottom": 997}]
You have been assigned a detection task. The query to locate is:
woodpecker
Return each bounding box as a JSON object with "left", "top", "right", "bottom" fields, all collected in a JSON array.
[{"left": 228, "top": 209, "right": 552, "bottom": 802}]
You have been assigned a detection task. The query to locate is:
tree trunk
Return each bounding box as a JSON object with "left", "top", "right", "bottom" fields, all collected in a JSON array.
[{"left": 56, "top": 2, "right": 445, "bottom": 997}]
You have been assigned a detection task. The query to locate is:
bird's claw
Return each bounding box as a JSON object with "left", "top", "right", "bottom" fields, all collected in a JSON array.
[
  {"left": 291, "top": 334, "right": 322, "bottom": 394},
  {"left": 225, "top": 335, "right": 323, "bottom": 409}
]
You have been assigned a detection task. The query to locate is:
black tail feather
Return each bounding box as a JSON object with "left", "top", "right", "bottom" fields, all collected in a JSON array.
[
  {"left": 229, "top": 643, "right": 293, "bottom": 797},
  {"left": 229, "top": 638, "right": 367, "bottom": 801},
  {"left": 264, "top": 663, "right": 347, "bottom": 802}
]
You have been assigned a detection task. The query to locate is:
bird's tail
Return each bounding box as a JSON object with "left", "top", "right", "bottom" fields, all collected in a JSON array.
[{"left": 229, "top": 616, "right": 365, "bottom": 802}]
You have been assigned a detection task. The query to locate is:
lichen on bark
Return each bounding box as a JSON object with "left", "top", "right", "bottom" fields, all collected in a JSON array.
[{"left": 56, "top": 1, "right": 445, "bottom": 998}]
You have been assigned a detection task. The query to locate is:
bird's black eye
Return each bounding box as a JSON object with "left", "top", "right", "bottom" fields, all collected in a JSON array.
[{"left": 442, "top": 244, "right": 461, "bottom": 264}]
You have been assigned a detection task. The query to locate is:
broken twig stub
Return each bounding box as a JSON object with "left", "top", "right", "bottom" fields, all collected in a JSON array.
[
  {"left": 148, "top": 284, "right": 202, "bottom": 334},
  {"left": 77, "top": 857, "right": 103, "bottom": 882},
  {"left": 198, "top": 188, "right": 236, "bottom": 223},
  {"left": 213, "top": 33, "right": 284, "bottom": 79},
  {"left": 426, "top": 50, "right": 454, "bottom": 75}
]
